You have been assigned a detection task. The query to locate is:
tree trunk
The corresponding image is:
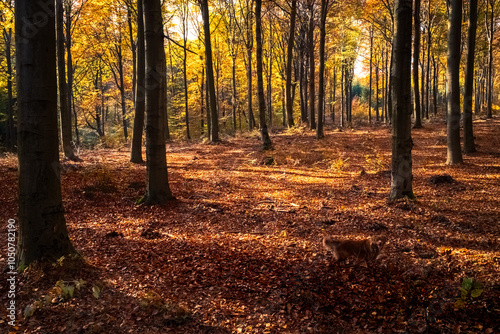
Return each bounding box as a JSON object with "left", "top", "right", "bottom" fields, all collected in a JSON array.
[
  {"left": 389, "top": 0, "right": 414, "bottom": 200},
  {"left": 116, "top": 41, "right": 128, "bottom": 140},
  {"left": 308, "top": 4, "right": 316, "bottom": 130},
  {"left": 143, "top": 0, "right": 174, "bottom": 204},
  {"left": 16, "top": 0, "right": 76, "bottom": 266},
  {"left": 486, "top": 0, "right": 495, "bottom": 119},
  {"left": 316, "top": 0, "right": 328, "bottom": 138},
  {"left": 182, "top": 4, "right": 190, "bottom": 140},
  {"left": 3, "top": 28, "right": 15, "bottom": 151},
  {"left": 368, "top": 29, "right": 373, "bottom": 124},
  {"left": 127, "top": 6, "right": 137, "bottom": 108},
  {"left": 446, "top": 0, "right": 463, "bottom": 165},
  {"left": 65, "top": 4, "right": 79, "bottom": 146},
  {"left": 131, "top": 0, "right": 146, "bottom": 163},
  {"left": 255, "top": 0, "right": 272, "bottom": 149},
  {"left": 285, "top": 0, "right": 297, "bottom": 127},
  {"left": 57, "top": 0, "right": 78, "bottom": 160},
  {"left": 463, "top": 0, "right": 477, "bottom": 153},
  {"left": 413, "top": 0, "right": 422, "bottom": 128},
  {"left": 200, "top": 0, "right": 219, "bottom": 141}
]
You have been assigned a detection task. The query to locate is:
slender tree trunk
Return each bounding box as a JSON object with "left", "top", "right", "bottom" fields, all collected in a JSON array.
[
  {"left": 332, "top": 66, "right": 336, "bottom": 124},
  {"left": 369, "top": 29, "right": 373, "bottom": 124},
  {"left": 285, "top": 0, "right": 297, "bottom": 127},
  {"left": 143, "top": 0, "right": 173, "bottom": 204},
  {"left": 308, "top": 4, "right": 316, "bottom": 130},
  {"left": 255, "top": 0, "right": 272, "bottom": 149},
  {"left": 16, "top": 0, "right": 76, "bottom": 266},
  {"left": 116, "top": 41, "right": 128, "bottom": 140},
  {"left": 317, "top": 0, "right": 328, "bottom": 138},
  {"left": 425, "top": 15, "right": 431, "bottom": 120},
  {"left": 375, "top": 63, "right": 379, "bottom": 121},
  {"left": 200, "top": 0, "right": 219, "bottom": 141},
  {"left": 446, "top": 0, "right": 463, "bottom": 165},
  {"left": 3, "top": 28, "right": 15, "bottom": 151},
  {"left": 486, "top": 0, "right": 495, "bottom": 118},
  {"left": 267, "top": 22, "right": 273, "bottom": 128},
  {"left": 389, "top": 0, "right": 414, "bottom": 200},
  {"left": 340, "top": 64, "right": 344, "bottom": 127},
  {"left": 57, "top": 0, "right": 77, "bottom": 160},
  {"left": 463, "top": 0, "right": 477, "bottom": 153},
  {"left": 127, "top": 6, "right": 137, "bottom": 106},
  {"left": 413, "top": 0, "right": 422, "bottom": 128},
  {"left": 131, "top": 0, "right": 145, "bottom": 163},
  {"left": 183, "top": 16, "right": 190, "bottom": 139},
  {"left": 433, "top": 56, "right": 438, "bottom": 116}
]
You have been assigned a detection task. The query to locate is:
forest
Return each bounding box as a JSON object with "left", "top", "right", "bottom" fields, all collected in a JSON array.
[{"left": 0, "top": 0, "right": 499, "bottom": 333}]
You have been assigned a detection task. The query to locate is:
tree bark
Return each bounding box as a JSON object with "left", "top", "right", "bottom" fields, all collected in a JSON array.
[
  {"left": 316, "top": 0, "right": 328, "bottom": 138},
  {"left": 368, "top": 29, "right": 373, "bottom": 124},
  {"left": 285, "top": 0, "right": 297, "bottom": 127},
  {"left": 463, "top": 0, "right": 477, "bottom": 153},
  {"left": 255, "top": 0, "right": 272, "bottom": 149},
  {"left": 57, "top": 0, "right": 78, "bottom": 160},
  {"left": 143, "top": 0, "right": 174, "bottom": 204},
  {"left": 16, "top": 0, "right": 76, "bottom": 266},
  {"left": 486, "top": 0, "right": 495, "bottom": 119},
  {"left": 131, "top": 0, "right": 145, "bottom": 163},
  {"left": 413, "top": 0, "right": 422, "bottom": 128},
  {"left": 308, "top": 3, "right": 316, "bottom": 130},
  {"left": 389, "top": 0, "right": 414, "bottom": 200},
  {"left": 446, "top": 0, "right": 463, "bottom": 165},
  {"left": 200, "top": 0, "right": 219, "bottom": 141},
  {"left": 3, "top": 28, "right": 15, "bottom": 151}
]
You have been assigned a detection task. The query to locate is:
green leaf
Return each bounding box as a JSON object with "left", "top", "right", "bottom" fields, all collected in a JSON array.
[
  {"left": 92, "top": 285, "right": 101, "bottom": 299},
  {"left": 23, "top": 304, "right": 36, "bottom": 318},
  {"left": 470, "top": 288, "right": 483, "bottom": 298},
  {"left": 462, "top": 277, "right": 473, "bottom": 291},
  {"left": 74, "top": 279, "right": 86, "bottom": 290}
]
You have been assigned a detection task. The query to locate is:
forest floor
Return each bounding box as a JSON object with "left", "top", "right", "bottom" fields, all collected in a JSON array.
[{"left": 1, "top": 117, "right": 500, "bottom": 334}]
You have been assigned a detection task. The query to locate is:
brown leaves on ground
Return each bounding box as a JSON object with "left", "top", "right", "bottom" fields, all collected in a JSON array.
[{"left": 1, "top": 118, "right": 500, "bottom": 333}]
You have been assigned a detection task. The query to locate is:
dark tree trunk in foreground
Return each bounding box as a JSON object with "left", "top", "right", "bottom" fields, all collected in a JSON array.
[
  {"left": 316, "top": 0, "right": 329, "bottom": 138},
  {"left": 413, "top": 0, "right": 422, "bottom": 129},
  {"left": 57, "top": 0, "right": 78, "bottom": 160},
  {"left": 131, "top": 0, "right": 146, "bottom": 163},
  {"left": 143, "top": 0, "right": 173, "bottom": 204},
  {"left": 285, "top": 0, "right": 297, "bottom": 127},
  {"left": 463, "top": 0, "right": 477, "bottom": 153},
  {"left": 446, "top": 0, "right": 463, "bottom": 165},
  {"left": 200, "top": 0, "right": 219, "bottom": 142},
  {"left": 16, "top": 0, "right": 76, "bottom": 266},
  {"left": 255, "top": 0, "right": 272, "bottom": 149},
  {"left": 389, "top": 0, "right": 414, "bottom": 200}
]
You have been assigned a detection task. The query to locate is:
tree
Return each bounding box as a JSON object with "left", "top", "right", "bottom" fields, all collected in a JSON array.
[
  {"left": 389, "top": 0, "right": 414, "bottom": 200},
  {"left": 308, "top": 2, "right": 316, "bottom": 130},
  {"left": 255, "top": 0, "right": 272, "bottom": 149},
  {"left": 486, "top": 0, "right": 496, "bottom": 119},
  {"left": 316, "top": 0, "right": 329, "bottom": 139},
  {"left": 285, "top": 0, "right": 297, "bottom": 127},
  {"left": 15, "top": 0, "right": 76, "bottom": 266},
  {"left": 413, "top": 0, "right": 422, "bottom": 129},
  {"left": 142, "top": 0, "right": 174, "bottom": 204},
  {"left": 463, "top": 0, "right": 478, "bottom": 153},
  {"left": 57, "top": 0, "right": 79, "bottom": 160},
  {"left": 130, "top": 0, "right": 146, "bottom": 163},
  {"left": 446, "top": 0, "right": 463, "bottom": 165},
  {"left": 199, "top": 0, "right": 219, "bottom": 142}
]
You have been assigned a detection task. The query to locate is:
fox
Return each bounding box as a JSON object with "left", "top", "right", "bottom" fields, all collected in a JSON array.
[{"left": 322, "top": 235, "right": 387, "bottom": 262}]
